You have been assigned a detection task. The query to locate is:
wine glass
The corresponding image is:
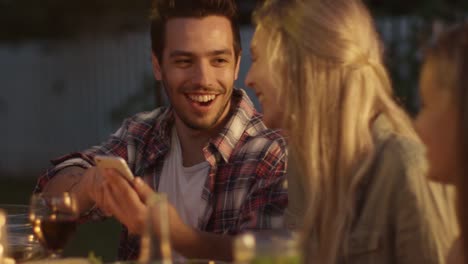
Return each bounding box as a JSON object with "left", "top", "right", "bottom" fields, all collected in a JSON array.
[{"left": 29, "top": 193, "right": 79, "bottom": 259}]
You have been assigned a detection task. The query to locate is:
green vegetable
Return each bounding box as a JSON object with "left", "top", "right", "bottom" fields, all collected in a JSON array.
[{"left": 88, "top": 251, "right": 103, "bottom": 264}]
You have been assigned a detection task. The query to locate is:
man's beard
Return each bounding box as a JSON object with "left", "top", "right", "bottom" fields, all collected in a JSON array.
[{"left": 160, "top": 78, "right": 233, "bottom": 131}]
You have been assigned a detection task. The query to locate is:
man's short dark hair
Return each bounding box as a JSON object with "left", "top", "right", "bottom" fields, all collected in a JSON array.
[{"left": 150, "top": 0, "right": 242, "bottom": 63}]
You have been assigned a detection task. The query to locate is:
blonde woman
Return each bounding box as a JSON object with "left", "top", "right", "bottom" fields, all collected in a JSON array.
[
  {"left": 415, "top": 23, "right": 468, "bottom": 264},
  {"left": 245, "top": 0, "right": 458, "bottom": 263}
]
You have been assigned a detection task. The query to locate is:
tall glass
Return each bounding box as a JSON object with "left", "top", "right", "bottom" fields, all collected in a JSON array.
[
  {"left": 29, "top": 193, "right": 79, "bottom": 259},
  {"left": 0, "top": 209, "right": 7, "bottom": 264},
  {"left": 139, "top": 193, "right": 172, "bottom": 264}
]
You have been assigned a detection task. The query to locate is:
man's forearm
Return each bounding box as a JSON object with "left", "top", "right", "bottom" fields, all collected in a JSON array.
[
  {"left": 42, "top": 166, "right": 95, "bottom": 214},
  {"left": 172, "top": 225, "right": 233, "bottom": 261}
]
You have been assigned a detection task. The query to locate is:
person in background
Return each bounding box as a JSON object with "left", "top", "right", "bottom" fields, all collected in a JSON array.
[
  {"left": 415, "top": 23, "right": 468, "bottom": 264},
  {"left": 35, "top": 0, "right": 287, "bottom": 261},
  {"left": 245, "top": 0, "right": 458, "bottom": 263}
]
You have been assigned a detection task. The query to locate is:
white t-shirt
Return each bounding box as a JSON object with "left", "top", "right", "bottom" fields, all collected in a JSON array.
[{"left": 157, "top": 128, "right": 210, "bottom": 228}]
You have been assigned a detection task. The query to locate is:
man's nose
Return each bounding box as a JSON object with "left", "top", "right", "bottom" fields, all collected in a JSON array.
[{"left": 191, "top": 61, "right": 214, "bottom": 88}]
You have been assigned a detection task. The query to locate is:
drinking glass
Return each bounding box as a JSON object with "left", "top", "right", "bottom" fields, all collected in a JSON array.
[
  {"left": 139, "top": 193, "right": 172, "bottom": 264},
  {"left": 29, "top": 193, "right": 79, "bottom": 259},
  {"left": 139, "top": 194, "right": 231, "bottom": 264},
  {"left": 0, "top": 209, "right": 7, "bottom": 263},
  {"left": 1, "top": 204, "right": 44, "bottom": 262}
]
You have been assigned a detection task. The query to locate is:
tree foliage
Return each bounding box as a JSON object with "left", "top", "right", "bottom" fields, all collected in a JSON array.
[
  {"left": 365, "top": 0, "right": 468, "bottom": 19},
  {"left": 0, "top": 0, "right": 151, "bottom": 42},
  {"left": 1, "top": 0, "right": 466, "bottom": 42}
]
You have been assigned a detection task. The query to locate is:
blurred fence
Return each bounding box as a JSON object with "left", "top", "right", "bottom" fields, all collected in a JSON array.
[
  {"left": 0, "top": 17, "right": 465, "bottom": 176},
  {"left": 0, "top": 29, "right": 154, "bottom": 175}
]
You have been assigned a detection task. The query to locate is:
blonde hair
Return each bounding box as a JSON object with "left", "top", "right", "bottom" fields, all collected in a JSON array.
[{"left": 254, "top": 0, "right": 418, "bottom": 262}]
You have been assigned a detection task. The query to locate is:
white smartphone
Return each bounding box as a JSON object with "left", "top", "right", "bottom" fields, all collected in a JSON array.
[{"left": 94, "top": 155, "right": 135, "bottom": 182}]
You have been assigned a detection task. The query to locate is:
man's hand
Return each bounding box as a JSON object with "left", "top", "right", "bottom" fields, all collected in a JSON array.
[
  {"left": 132, "top": 176, "right": 233, "bottom": 260},
  {"left": 76, "top": 167, "right": 110, "bottom": 215},
  {"left": 101, "top": 170, "right": 233, "bottom": 261},
  {"left": 101, "top": 170, "right": 189, "bottom": 236},
  {"left": 132, "top": 177, "right": 189, "bottom": 238},
  {"left": 100, "top": 169, "right": 149, "bottom": 234}
]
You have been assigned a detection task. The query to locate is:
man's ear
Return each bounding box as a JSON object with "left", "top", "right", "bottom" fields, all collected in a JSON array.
[
  {"left": 234, "top": 54, "right": 242, "bottom": 80},
  {"left": 151, "top": 53, "right": 162, "bottom": 81}
]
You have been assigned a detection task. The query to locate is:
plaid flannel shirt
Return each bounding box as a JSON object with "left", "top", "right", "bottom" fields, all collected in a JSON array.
[{"left": 35, "top": 88, "right": 288, "bottom": 260}]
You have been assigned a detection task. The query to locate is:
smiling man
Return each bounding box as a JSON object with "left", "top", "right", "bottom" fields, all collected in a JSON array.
[{"left": 35, "top": 0, "right": 287, "bottom": 261}]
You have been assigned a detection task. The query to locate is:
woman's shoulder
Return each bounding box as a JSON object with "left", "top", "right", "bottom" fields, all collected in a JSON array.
[
  {"left": 374, "top": 133, "right": 428, "bottom": 184},
  {"left": 366, "top": 127, "right": 447, "bottom": 212},
  {"left": 373, "top": 129, "right": 458, "bottom": 231},
  {"left": 360, "top": 130, "right": 429, "bottom": 213},
  {"left": 368, "top": 127, "right": 459, "bottom": 262},
  {"left": 370, "top": 115, "right": 428, "bottom": 181}
]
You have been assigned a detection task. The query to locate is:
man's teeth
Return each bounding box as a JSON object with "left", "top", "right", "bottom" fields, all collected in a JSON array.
[{"left": 188, "top": 94, "right": 216, "bottom": 103}]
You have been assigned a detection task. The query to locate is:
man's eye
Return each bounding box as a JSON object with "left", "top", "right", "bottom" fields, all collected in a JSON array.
[
  {"left": 174, "top": 59, "right": 192, "bottom": 67},
  {"left": 213, "top": 58, "right": 229, "bottom": 66}
]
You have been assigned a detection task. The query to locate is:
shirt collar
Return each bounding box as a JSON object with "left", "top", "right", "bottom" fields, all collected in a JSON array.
[
  {"left": 143, "top": 107, "right": 173, "bottom": 166},
  {"left": 208, "top": 88, "right": 257, "bottom": 163}
]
